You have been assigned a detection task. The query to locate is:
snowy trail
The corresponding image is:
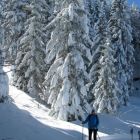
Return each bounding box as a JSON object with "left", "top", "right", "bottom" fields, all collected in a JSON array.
[
  {"left": 0, "top": 86, "right": 81, "bottom": 140},
  {"left": 118, "top": 99, "right": 140, "bottom": 130},
  {"left": 0, "top": 85, "right": 140, "bottom": 140},
  {"left": 0, "top": 66, "right": 140, "bottom": 140},
  {"left": 0, "top": 85, "right": 106, "bottom": 140}
]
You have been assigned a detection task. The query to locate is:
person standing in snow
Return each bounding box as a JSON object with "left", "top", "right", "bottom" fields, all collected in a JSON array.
[{"left": 82, "top": 109, "right": 99, "bottom": 140}]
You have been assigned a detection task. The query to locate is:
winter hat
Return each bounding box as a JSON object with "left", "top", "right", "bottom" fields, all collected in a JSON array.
[{"left": 91, "top": 109, "right": 95, "bottom": 113}]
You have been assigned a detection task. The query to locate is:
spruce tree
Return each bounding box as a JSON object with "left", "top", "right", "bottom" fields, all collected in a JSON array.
[
  {"left": 93, "top": 36, "right": 121, "bottom": 113},
  {"left": 44, "top": 0, "right": 92, "bottom": 121},
  {"left": 0, "top": 2, "right": 3, "bottom": 46},
  {"left": 89, "top": 1, "right": 108, "bottom": 103},
  {"left": 89, "top": 0, "right": 123, "bottom": 113},
  {"left": 13, "top": 0, "right": 50, "bottom": 98},
  {"left": 109, "top": 0, "right": 134, "bottom": 105},
  {"left": 0, "top": 49, "right": 9, "bottom": 102},
  {"left": 85, "top": 0, "right": 101, "bottom": 41},
  {"left": 1, "top": 0, "right": 29, "bottom": 62}
]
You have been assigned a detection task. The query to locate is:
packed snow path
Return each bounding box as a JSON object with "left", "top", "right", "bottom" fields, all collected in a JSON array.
[
  {"left": 0, "top": 66, "right": 140, "bottom": 140},
  {"left": 0, "top": 86, "right": 84, "bottom": 140},
  {"left": 0, "top": 85, "right": 140, "bottom": 140},
  {"left": 0, "top": 67, "right": 106, "bottom": 140}
]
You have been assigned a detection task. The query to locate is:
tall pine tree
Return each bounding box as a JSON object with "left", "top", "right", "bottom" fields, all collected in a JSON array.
[
  {"left": 0, "top": 49, "right": 9, "bottom": 102},
  {"left": 89, "top": 0, "right": 108, "bottom": 103},
  {"left": 1, "top": 0, "right": 29, "bottom": 62},
  {"left": 13, "top": 0, "right": 50, "bottom": 99},
  {"left": 85, "top": 0, "right": 101, "bottom": 41},
  {"left": 44, "top": 0, "right": 92, "bottom": 121},
  {"left": 90, "top": 1, "right": 122, "bottom": 113},
  {"left": 109, "top": 0, "right": 134, "bottom": 105},
  {"left": 93, "top": 37, "right": 121, "bottom": 113}
]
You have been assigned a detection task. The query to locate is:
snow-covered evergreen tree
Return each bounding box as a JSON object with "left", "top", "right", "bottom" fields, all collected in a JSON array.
[
  {"left": 130, "top": 5, "right": 140, "bottom": 47},
  {"left": 13, "top": 0, "right": 50, "bottom": 98},
  {"left": 85, "top": 0, "right": 101, "bottom": 41},
  {"left": 85, "top": 0, "right": 110, "bottom": 41},
  {"left": 109, "top": 0, "right": 134, "bottom": 105},
  {"left": 93, "top": 36, "right": 121, "bottom": 113},
  {"left": 0, "top": 2, "right": 3, "bottom": 46},
  {"left": 1, "top": 0, "right": 29, "bottom": 62},
  {"left": 90, "top": 0, "right": 127, "bottom": 113},
  {"left": 89, "top": 1, "right": 108, "bottom": 103},
  {"left": 44, "top": 0, "right": 92, "bottom": 121},
  {"left": 0, "top": 49, "right": 9, "bottom": 102}
]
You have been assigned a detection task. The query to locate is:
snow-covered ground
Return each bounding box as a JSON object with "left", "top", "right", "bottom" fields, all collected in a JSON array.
[{"left": 0, "top": 67, "right": 140, "bottom": 140}]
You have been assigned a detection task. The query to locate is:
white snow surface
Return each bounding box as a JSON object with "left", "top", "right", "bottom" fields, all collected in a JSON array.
[{"left": 0, "top": 66, "right": 140, "bottom": 140}]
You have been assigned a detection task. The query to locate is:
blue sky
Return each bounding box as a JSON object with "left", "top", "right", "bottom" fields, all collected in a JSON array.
[{"left": 128, "top": 0, "right": 140, "bottom": 7}]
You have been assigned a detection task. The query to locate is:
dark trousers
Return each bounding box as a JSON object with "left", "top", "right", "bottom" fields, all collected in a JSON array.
[{"left": 88, "top": 128, "right": 97, "bottom": 140}]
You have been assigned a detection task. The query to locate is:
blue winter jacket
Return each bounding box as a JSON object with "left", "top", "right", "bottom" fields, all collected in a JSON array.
[{"left": 82, "top": 114, "right": 99, "bottom": 129}]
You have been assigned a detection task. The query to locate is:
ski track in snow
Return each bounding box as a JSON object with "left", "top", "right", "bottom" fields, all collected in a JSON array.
[
  {"left": 0, "top": 66, "right": 140, "bottom": 140},
  {"left": 118, "top": 103, "right": 140, "bottom": 128}
]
